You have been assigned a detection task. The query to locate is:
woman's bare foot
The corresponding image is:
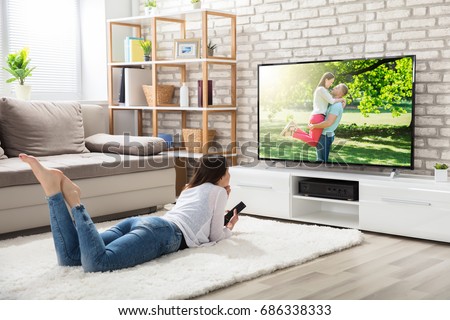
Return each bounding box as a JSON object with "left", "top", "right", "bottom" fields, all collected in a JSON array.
[
  {"left": 61, "top": 176, "right": 82, "bottom": 208},
  {"left": 19, "top": 154, "right": 63, "bottom": 196}
]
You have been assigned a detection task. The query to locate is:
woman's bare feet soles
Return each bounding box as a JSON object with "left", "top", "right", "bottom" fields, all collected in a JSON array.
[
  {"left": 19, "top": 154, "right": 63, "bottom": 197},
  {"left": 61, "top": 177, "right": 82, "bottom": 209}
]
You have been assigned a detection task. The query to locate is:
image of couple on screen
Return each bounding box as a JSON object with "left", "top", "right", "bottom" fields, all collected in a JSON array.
[{"left": 280, "top": 72, "right": 348, "bottom": 162}]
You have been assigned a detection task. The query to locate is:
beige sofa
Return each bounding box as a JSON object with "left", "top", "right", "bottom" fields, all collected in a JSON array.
[{"left": 0, "top": 98, "right": 176, "bottom": 236}]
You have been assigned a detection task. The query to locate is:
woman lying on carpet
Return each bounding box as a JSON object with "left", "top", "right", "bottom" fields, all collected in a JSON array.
[{"left": 19, "top": 153, "right": 239, "bottom": 272}]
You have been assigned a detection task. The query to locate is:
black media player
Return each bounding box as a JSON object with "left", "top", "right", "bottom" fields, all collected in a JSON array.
[{"left": 298, "top": 178, "right": 359, "bottom": 201}]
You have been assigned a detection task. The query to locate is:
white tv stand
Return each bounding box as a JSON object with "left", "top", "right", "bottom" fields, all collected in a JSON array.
[{"left": 228, "top": 165, "right": 450, "bottom": 243}]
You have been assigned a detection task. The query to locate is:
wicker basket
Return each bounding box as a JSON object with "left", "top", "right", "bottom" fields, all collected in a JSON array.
[
  {"left": 182, "top": 128, "right": 216, "bottom": 153},
  {"left": 142, "top": 85, "right": 175, "bottom": 106}
]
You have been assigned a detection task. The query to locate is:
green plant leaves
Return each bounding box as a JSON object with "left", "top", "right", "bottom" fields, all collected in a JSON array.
[
  {"left": 2, "top": 48, "right": 35, "bottom": 85},
  {"left": 139, "top": 40, "right": 152, "bottom": 55},
  {"left": 434, "top": 163, "right": 449, "bottom": 170}
]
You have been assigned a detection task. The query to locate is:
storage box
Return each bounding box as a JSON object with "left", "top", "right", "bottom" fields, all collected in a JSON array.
[
  {"left": 182, "top": 128, "right": 216, "bottom": 153},
  {"left": 142, "top": 85, "right": 175, "bottom": 106}
]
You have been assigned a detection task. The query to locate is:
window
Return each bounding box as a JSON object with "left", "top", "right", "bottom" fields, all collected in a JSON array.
[
  {"left": 1, "top": 0, "right": 81, "bottom": 100},
  {"left": 0, "top": 3, "right": 4, "bottom": 89}
]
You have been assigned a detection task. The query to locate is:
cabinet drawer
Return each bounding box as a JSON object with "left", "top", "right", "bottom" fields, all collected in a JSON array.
[
  {"left": 360, "top": 201, "right": 450, "bottom": 242},
  {"left": 360, "top": 182, "right": 450, "bottom": 205},
  {"left": 230, "top": 167, "right": 290, "bottom": 193},
  {"left": 229, "top": 167, "right": 290, "bottom": 219},
  {"left": 228, "top": 188, "right": 290, "bottom": 219}
]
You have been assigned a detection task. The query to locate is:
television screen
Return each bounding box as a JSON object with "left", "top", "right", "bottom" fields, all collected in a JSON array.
[{"left": 258, "top": 55, "right": 415, "bottom": 168}]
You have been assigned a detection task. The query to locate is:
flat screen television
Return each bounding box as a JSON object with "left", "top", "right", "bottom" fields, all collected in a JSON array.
[{"left": 258, "top": 55, "right": 416, "bottom": 169}]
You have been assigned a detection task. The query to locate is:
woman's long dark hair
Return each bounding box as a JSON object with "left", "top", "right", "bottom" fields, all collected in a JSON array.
[
  {"left": 185, "top": 155, "right": 228, "bottom": 189},
  {"left": 317, "top": 72, "right": 335, "bottom": 88}
]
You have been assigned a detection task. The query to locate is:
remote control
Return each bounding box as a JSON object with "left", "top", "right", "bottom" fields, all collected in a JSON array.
[{"left": 224, "top": 201, "right": 246, "bottom": 225}]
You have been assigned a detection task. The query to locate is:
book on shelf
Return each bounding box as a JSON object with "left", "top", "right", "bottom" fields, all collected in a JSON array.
[
  {"left": 124, "top": 36, "right": 144, "bottom": 62},
  {"left": 198, "top": 80, "right": 213, "bottom": 107},
  {"left": 118, "top": 68, "right": 125, "bottom": 104},
  {"left": 124, "top": 68, "right": 152, "bottom": 106}
]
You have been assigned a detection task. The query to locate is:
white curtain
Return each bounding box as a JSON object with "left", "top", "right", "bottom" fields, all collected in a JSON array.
[
  {"left": 0, "top": 2, "right": 4, "bottom": 91},
  {"left": 2, "top": 0, "right": 81, "bottom": 99}
]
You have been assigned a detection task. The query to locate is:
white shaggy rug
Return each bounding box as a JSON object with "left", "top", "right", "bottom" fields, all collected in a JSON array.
[{"left": 0, "top": 210, "right": 363, "bottom": 300}]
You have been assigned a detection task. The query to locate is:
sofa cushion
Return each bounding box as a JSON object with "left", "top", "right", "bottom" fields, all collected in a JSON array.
[
  {"left": 0, "top": 145, "right": 6, "bottom": 159},
  {"left": 85, "top": 133, "right": 166, "bottom": 156},
  {"left": 81, "top": 104, "right": 108, "bottom": 137},
  {"left": 0, "top": 97, "right": 89, "bottom": 157},
  {"left": 0, "top": 153, "right": 175, "bottom": 188},
  {"left": 0, "top": 139, "right": 6, "bottom": 159}
]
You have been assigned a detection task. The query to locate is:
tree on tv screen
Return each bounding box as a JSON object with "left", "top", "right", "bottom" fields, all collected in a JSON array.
[
  {"left": 334, "top": 57, "right": 413, "bottom": 117},
  {"left": 259, "top": 56, "right": 414, "bottom": 119}
]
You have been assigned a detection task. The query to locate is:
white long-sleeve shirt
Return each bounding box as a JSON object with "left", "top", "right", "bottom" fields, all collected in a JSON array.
[
  {"left": 312, "top": 86, "right": 335, "bottom": 115},
  {"left": 162, "top": 183, "right": 231, "bottom": 247}
]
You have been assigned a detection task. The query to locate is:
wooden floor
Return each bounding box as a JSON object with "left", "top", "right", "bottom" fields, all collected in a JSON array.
[{"left": 196, "top": 230, "right": 450, "bottom": 300}]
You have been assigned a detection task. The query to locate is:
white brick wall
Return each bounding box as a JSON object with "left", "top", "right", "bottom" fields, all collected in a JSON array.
[{"left": 143, "top": 0, "right": 450, "bottom": 175}]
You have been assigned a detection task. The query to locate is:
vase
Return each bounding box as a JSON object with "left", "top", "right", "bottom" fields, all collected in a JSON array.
[
  {"left": 15, "top": 84, "right": 32, "bottom": 100},
  {"left": 434, "top": 168, "right": 448, "bottom": 182},
  {"left": 144, "top": 7, "right": 152, "bottom": 15},
  {"left": 180, "top": 82, "right": 189, "bottom": 107},
  {"left": 192, "top": 2, "right": 201, "bottom": 9},
  {"left": 208, "top": 48, "right": 214, "bottom": 56},
  {"left": 144, "top": 55, "right": 151, "bottom": 61}
]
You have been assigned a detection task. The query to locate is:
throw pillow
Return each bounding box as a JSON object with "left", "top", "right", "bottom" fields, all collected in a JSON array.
[
  {"left": 0, "top": 97, "right": 89, "bottom": 157},
  {"left": 85, "top": 133, "right": 166, "bottom": 156}
]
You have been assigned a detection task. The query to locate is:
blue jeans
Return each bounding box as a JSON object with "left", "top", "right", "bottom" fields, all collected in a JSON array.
[
  {"left": 316, "top": 133, "right": 334, "bottom": 162},
  {"left": 47, "top": 193, "right": 182, "bottom": 272}
]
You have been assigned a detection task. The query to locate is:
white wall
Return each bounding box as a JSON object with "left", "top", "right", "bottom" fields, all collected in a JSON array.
[
  {"left": 148, "top": 0, "right": 450, "bottom": 175},
  {"left": 80, "top": 0, "right": 137, "bottom": 102},
  {"left": 80, "top": 0, "right": 141, "bottom": 135},
  {"left": 80, "top": 0, "right": 108, "bottom": 102},
  {"left": 231, "top": 0, "right": 450, "bottom": 175}
]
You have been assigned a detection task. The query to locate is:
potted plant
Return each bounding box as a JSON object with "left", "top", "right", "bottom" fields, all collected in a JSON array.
[
  {"left": 3, "top": 47, "right": 36, "bottom": 100},
  {"left": 434, "top": 163, "right": 448, "bottom": 182},
  {"left": 191, "top": 0, "right": 201, "bottom": 10},
  {"left": 207, "top": 41, "right": 217, "bottom": 56},
  {"left": 139, "top": 40, "right": 152, "bottom": 61},
  {"left": 144, "top": 0, "right": 157, "bottom": 15}
]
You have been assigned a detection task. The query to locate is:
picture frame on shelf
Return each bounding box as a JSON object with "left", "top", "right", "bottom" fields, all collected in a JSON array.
[{"left": 174, "top": 38, "right": 200, "bottom": 59}]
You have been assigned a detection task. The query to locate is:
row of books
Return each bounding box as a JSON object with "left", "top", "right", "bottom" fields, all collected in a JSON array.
[
  {"left": 118, "top": 70, "right": 213, "bottom": 108},
  {"left": 124, "top": 36, "right": 145, "bottom": 62},
  {"left": 118, "top": 68, "right": 152, "bottom": 105}
]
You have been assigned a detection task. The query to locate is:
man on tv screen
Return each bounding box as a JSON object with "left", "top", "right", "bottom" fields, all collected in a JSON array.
[{"left": 308, "top": 83, "right": 349, "bottom": 162}]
